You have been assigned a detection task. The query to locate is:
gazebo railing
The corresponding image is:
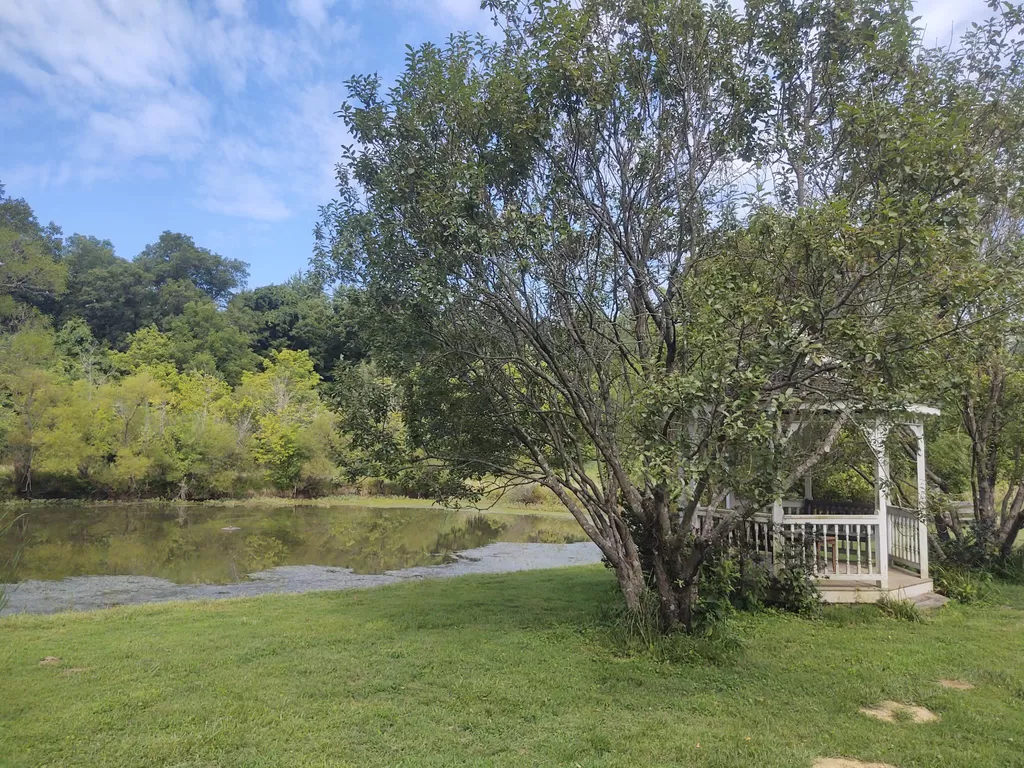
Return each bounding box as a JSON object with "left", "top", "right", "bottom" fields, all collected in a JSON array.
[
  {"left": 694, "top": 506, "right": 885, "bottom": 581},
  {"left": 778, "top": 515, "right": 883, "bottom": 579},
  {"left": 887, "top": 506, "right": 923, "bottom": 574}
]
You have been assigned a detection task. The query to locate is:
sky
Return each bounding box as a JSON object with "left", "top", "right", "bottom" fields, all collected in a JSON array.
[{"left": 0, "top": 0, "right": 995, "bottom": 289}]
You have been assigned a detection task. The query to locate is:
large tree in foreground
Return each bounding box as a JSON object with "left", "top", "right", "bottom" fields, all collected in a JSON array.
[{"left": 317, "top": 0, "right": 1006, "bottom": 630}]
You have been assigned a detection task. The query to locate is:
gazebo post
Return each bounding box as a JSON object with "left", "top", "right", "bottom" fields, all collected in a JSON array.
[
  {"left": 870, "top": 421, "right": 891, "bottom": 590},
  {"left": 911, "top": 421, "right": 929, "bottom": 579}
]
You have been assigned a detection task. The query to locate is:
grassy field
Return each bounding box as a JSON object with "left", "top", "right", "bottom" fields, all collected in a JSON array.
[{"left": 2, "top": 568, "right": 1023, "bottom": 768}]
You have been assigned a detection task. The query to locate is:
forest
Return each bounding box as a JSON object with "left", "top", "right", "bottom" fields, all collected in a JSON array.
[{"left": 0, "top": 182, "right": 415, "bottom": 501}]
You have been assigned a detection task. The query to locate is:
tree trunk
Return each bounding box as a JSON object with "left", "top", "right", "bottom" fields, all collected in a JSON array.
[
  {"left": 652, "top": 553, "right": 682, "bottom": 631},
  {"left": 646, "top": 526, "right": 706, "bottom": 634},
  {"left": 677, "top": 577, "right": 700, "bottom": 634},
  {"left": 614, "top": 556, "right": 646, "bottom": 614},
  {"left": 999, "top": 513, "right": 1024, "bottom": 560}
]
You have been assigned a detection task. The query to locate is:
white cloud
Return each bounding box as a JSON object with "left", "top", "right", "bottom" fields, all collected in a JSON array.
[
  {"left": 198, "top": 165, "right": 292, "bottom": 222},
  {"left": 391, "top": 0, "right": 493, "bottom": 31},
  {"left": 0, "top": 0, "right": 999, "bottom": 230},
  {"left": 288, "top": 0, "right": 340, "bottom": 27},
  {"left": 214, "top": 0, "right": 248, "bottom": 19},
  {"left": 434, "top": 0, "right": 489, "bottom": 24},
  {"left": 191, "top": 82, "right": 351, "bottom": 221},
  {"left": 3, "top": 161, "right": 74, "bottom": 192},
  {"left": 0, "top": 0, "right": 195, "bottom": 108},
  {"left": 85, "top": 94, "right": 211, "bottom": 160}
]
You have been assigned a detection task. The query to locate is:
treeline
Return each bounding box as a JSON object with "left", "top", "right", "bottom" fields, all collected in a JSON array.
[{"left": 0, "top": 183, "right": 409, "bottom": 499}]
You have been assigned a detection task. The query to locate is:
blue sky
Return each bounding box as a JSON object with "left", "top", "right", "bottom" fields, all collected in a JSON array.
[{"left": 0, "top": 0, "right": 992, "bottom": 288}]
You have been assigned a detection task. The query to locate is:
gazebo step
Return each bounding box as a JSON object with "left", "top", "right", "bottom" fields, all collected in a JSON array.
[{"left": 817, "top": 568, "right": 933, "bottom": 604}]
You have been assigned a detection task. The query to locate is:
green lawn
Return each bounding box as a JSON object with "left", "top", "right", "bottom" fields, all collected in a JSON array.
[{"left": 2, "top": 569, "right": 1023, "bottom": 768}]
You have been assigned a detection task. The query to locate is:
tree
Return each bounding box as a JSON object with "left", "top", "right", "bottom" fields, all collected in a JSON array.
[
  {"left": 317, "top": 0, "right": 997, "bottom": 630},
  {"left": 163, "top": 371, "right": 243, "bottom": 500},
  {"left": 0, "top": 185, "right": 65, "bottom": 328},
  {"left": 231, "top": 276, "right": 365, "bottom": 378},
  {"left": 134, "top": 232, "right": 248, "bottom": 305},
  {"left": 922, "top": 3, "right": 1024, "bottom": 562},
  {"left": 58, "top": 232, "right": 248, "bottom": 345},
  {"left": 0, "top": 324, "right": 61, "bottom": 493},
  {"left": 0, "top": 183, "right": 62, "bottom": 257},
  {"left": 163, "top": 300, "right": 260, "bottom": 385},
  {"left": 233, "top": 350, "right": 337, "bottom": 494},
  {"left": 65, "top": 259, "right": 154, "bottom": 345}
]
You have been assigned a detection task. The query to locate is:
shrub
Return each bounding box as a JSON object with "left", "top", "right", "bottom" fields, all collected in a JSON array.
[
  {"left": 933, "top": 563, "right": 994, "bottom": 603},
  {"left": 697, "top": 546, "right": 821, "bottom": 624},
  {"left": 766, "top": 561, "right": 823, "bottom": 616},
  {"left": 501, "top": 483, "right": 547, "bottom": 506}
]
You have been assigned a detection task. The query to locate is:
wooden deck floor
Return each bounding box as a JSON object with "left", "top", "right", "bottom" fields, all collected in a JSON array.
[{"left": 817, "top": 567, "right": 934, "bottom": 604}]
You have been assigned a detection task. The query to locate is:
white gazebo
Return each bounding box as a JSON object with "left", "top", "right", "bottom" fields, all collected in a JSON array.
[{"left": 698, "top": 404, "right": 937, "bottom": 604}]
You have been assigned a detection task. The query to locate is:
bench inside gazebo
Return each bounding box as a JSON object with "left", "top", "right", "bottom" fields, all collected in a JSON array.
[{"left": 697, "top": 405, "right": 937, "bottom": 604}]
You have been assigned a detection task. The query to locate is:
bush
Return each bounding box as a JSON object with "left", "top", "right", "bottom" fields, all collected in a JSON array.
[
  {"left": 697, "top": 547, "right": 822, "bottom": 624},
  {"left": 933, "top": 563, "right": 994, "bottom": 603},
  {"left": 937, "top": 517, "right": 1001, "bottom": 569},
  {"left": 501, "top": 483, "right": 547, "bottom": 506},
  {"left": 767, "top": 561, "right": 823, "bottom": 616}
]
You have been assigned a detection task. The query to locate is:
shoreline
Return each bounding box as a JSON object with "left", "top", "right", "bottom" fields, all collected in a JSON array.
[
  {"left": 0, "top": 541, "right": 603, "bottom": 616},
  {"left": 0, "top": 493, "right": 573, "bottom": 518}
]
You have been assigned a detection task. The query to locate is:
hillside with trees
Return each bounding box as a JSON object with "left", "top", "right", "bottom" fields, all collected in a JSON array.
[{"left": 0, "top": 183, "right": 402, "bottom": 500}]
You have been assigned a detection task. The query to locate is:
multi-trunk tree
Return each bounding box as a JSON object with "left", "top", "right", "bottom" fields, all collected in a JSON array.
[
  {"left": 921, "top": 3, "right": 1024, "bottom": 562},
  {"left": 318, "top": 0, "right": 1016, "bottom": 630}
]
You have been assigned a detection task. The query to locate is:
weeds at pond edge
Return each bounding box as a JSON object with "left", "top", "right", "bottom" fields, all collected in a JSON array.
[{"left": 0, "top": 509, "right": 25, "bottom": 610}]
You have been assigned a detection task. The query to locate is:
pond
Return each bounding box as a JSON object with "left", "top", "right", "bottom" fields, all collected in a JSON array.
[{"left": 1, "top": 502, "right": 590, "bottom": 585}]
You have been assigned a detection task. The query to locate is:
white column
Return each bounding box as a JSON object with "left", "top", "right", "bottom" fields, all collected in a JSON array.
[
  {"left": 912, "top": 421, "right": 929, "bottom": 579},
  {"left": 870, "top": 421, "right": 891, "bottom": 589}
]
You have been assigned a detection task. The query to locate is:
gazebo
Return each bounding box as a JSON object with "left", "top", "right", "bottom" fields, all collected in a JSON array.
[{"left": 699, "top": 404, "right": 937, "bottom": 603}]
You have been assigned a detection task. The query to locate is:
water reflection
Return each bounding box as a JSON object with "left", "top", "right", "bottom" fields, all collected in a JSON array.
[{"left": 0, "top": 504, "right": 586, "bottom": 584}]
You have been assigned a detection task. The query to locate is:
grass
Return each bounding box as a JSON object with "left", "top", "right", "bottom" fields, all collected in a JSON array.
[{"left": 2, "top": 568, "right": 1024, "bottom": 768}]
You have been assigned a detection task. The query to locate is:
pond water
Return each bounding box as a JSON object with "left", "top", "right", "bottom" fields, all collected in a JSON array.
[{"left": 0, "top": 503, "right": 589, "bottom": 585}]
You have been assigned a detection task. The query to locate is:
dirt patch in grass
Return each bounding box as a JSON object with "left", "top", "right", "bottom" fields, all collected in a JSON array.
[
  {"left": 938, "top": 679, "right": 975, "bottom": 690},
  {"left": 859, "top": 701, "right": 939, "bottom": 723},
  {"left": 37, "top": 656, "right": 61, "bottom": 667},
  {"left": 813, "top": 759, "right": 898, "bottom": 768}
]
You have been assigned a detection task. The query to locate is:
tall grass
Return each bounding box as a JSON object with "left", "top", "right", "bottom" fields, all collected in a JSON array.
[{"left": 0, "top": 510, "right": 25, "bottom": 611}]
